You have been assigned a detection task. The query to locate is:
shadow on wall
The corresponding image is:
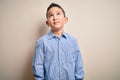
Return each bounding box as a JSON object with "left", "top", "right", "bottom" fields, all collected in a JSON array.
[{"left": 23, "top": 22, "right": 49, "bottom": 80}]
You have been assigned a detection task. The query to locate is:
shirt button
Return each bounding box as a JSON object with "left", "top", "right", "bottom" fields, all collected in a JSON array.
[
  {"left": 60, "top": 61, "right": 62, "bottom": 64},
  {"left": 60, "top": 53, "right": 62, "bottom": 56},
  {"left": 60, "top": 52, "right": 63, "bottom": 55},
  {"left": 60, "top": 60, "right": 62, "bottom": 64}
]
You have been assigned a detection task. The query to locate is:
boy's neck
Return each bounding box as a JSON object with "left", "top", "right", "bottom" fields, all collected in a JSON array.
[{"left": 51, "top": 29, "right": 63, "bottom": 37}]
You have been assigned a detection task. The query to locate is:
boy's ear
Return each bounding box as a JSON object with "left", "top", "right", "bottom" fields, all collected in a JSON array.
[
  {"left": 46, "top": 20, "right": 49, "bottom": 26},
  {"left": 64, "top": 17, "right": 68, "bottom": 24}
]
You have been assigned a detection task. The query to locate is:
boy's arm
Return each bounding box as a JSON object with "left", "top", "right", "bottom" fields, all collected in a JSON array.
[
  {"left": 73, "top": 40, "right": 84, "bottom": 80},
  {"left": 32, "top": 41, "right": 45, "bottom": 80}
]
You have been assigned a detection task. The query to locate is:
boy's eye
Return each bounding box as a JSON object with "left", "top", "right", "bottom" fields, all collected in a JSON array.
[
  {"left": 57, "top": 12, "right": 61, "bottom": 15},
  {"left": 48, "top": 14, "right": 53, "bottom": 18}
]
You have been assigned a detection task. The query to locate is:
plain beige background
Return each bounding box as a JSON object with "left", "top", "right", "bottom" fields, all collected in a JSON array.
[{"left": 0, "top": 0, "right": 120, "bottom": 80}]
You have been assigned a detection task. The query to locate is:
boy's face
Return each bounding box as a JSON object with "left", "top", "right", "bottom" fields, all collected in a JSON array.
[{"left": 46, "top": 7, "right": 68, "bottom": 31}]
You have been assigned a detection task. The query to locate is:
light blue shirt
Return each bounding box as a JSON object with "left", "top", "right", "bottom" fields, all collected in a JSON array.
[{"left": 32, "top": 31, "right": 84, "bottom": 80}]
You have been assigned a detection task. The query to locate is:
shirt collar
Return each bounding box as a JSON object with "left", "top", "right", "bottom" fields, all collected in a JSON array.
[{"left": 48, "top": 31, "right": 67, "bottom": 40}]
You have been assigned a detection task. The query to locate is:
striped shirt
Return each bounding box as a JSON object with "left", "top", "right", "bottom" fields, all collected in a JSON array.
[{"left": 32, "top": 31, "right": 84, "bottom": 80}]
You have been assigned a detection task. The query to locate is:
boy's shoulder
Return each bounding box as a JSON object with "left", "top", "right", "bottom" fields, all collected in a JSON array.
[
  {"left": 36, "top": 33, "right": 49, "bottom": 43},
  {"left": 64, "top": 32, "right": 77, "bottom": 41}
]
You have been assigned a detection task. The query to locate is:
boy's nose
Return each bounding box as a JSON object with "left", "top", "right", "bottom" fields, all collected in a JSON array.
[{"left": 53, "top": 15, "right": 58, "bottom": 20}]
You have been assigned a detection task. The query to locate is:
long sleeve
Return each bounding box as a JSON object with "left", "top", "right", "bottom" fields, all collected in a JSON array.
[
  {"left": 32, "top": 41, "right": 45, "bottom": 80},
  {"left": 73, "top": 40, "right": 84, "bottom": 80}
]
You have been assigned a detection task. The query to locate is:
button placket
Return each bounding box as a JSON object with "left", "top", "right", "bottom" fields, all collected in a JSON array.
[{"left": 58, "top": 38, "right": 64, "bottom": 80}]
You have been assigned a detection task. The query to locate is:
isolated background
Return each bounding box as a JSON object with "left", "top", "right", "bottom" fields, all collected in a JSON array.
[{"left": 0, "top": 0, "right": 120, "bottom": 80}]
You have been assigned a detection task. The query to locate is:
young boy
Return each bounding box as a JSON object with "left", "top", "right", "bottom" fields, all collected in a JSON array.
[{"left": 32, "top": 3, "right": 84, "bottom": 80}]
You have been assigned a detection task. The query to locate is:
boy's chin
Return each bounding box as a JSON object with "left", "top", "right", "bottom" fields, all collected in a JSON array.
[
  {"left": 53, "top": 25, "right": 61, "bottom": 28},
  {"left": 51, "top": 26, "right": 63, "bottom": 29}
]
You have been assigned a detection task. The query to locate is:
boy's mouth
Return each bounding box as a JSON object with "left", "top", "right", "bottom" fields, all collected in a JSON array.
[{"left": 53, "top": 22, "right": 60, "bottom": 25}]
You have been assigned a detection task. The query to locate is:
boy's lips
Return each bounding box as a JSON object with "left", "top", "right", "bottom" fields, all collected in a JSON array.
[{"left": 53, "top": 22, "right": 60, "bottom": 24}]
